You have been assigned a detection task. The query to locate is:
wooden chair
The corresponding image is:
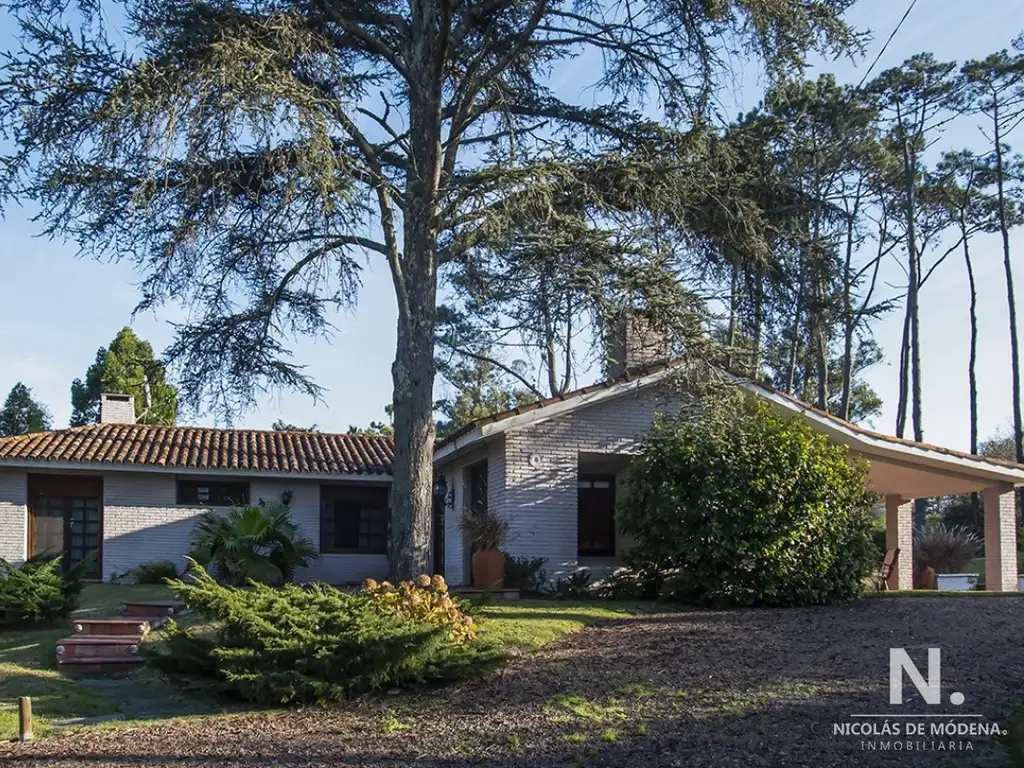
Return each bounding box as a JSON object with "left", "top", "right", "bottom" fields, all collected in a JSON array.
[{"left": 877, "top": 548, "right": 900, "bottom": 591}]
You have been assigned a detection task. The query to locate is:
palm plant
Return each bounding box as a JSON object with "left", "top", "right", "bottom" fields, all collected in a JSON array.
[{"left": 189, "top": 501, "right": 318, "bottom": 586}]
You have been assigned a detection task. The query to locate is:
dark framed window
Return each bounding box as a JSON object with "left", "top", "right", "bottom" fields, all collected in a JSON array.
[
  {"left": 177, "top": 479, "right": 250, "bottom": 506},
  {"left": 577, "top": 474, "right": 616, "bottom": 557},
  {"left": 320, "top": 485, "right": 390, "bottom": 554}
]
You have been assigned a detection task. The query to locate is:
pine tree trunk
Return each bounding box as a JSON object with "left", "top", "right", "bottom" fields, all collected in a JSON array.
[
  {"left": 896, "top": 307, "right": 910, "bottom": 438},
  {"left": 725, "top": 264, "right": 738, "bottom": 371},
  {"left": 786, "top": 269, "right": 804, "bottom": 393},
  {"left": 963, "top": 216, "right": 981, "bottom": 520},
  {"left": 751, "top": 271, "right": 763, "bottom": 376},
  {"left": 962, "top": 218, "right": 979, "bottom": 455},
  {"left": 839, "top": 199, "right": 858, "bottom": 421},
  {"left": 390, "top": 3, "right": 442, "bottom": 581},
  {"left": 994, "top": 119, "right": 1024, "bottom": 463}
]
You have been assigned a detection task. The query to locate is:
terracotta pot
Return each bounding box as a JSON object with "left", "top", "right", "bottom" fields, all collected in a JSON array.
[
  {"left": 471, "top": 549, "right": 505, "bottom": 590},
  {"left": 913, "top": 565, "right": 936, "bottom": 590}
]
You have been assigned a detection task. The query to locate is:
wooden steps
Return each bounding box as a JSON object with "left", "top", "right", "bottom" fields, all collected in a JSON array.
[
  {"left": 120, "top": 601, "right": 187, "bottom": 619},
  {"left": 56, "top": 601, "right": 187, "bottom": 675},
  {"left": 73, "top": 617, "right": 157, "bottom": 636}
]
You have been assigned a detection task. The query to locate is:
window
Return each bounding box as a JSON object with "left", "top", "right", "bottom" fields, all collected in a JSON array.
[
  {"left": 320, "top": 485, "right": 390, "bottom": 554},
  {"left": 177, "top": 479, "right": 250, "bottom": 506},
  {"left": 577, "top": 474, "right": 616, "bottom": 557}
]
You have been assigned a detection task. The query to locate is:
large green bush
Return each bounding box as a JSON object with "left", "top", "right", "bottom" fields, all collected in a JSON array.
[
  {"left": 0, "top": 554, "right": 88, "bottom": 628},
  {"left": 189, "top": 500, "right": 317, "bottom": 586},
  {"left": 618, "top": 394, "right": 876, "bottom": 606},
  {"left": 144, "top": 564, "right": 501, "bottom": 705}
]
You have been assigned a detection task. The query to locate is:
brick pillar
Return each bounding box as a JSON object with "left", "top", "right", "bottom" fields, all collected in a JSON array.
[
  {"left": 885, "top": 494, "right": 914, "bottom": 590},
  {"left": 982, "top": 485, "right": 1018, "bottom": 592}
]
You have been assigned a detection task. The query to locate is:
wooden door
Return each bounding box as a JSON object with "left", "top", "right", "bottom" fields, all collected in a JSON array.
[
  {"left": 28, "top": 475, "right": 103, "bottom": 577},
  {"left": 577, "top": 475, "right": 616, "bottom": 557}
]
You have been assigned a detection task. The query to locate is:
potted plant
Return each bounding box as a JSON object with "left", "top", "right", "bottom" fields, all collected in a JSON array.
[
  {"left": 913, "top": 524, "right": 981, "bottom": 591},
  {"left": 460, "top": 508, "right": 510, "bottom": 590}
]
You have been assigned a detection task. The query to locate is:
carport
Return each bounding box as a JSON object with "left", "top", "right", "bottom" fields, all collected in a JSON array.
[{"left": 747, "top": 383, "right": 1024, "bottom": 591}]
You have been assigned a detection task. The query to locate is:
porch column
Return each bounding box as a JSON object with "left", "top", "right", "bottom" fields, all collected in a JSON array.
[
  {"left": 982, "top": 484, "right": 1018, "bottom": 592},
  {"left": 884, "top": 494, "right": 913, "bottom": 590}
]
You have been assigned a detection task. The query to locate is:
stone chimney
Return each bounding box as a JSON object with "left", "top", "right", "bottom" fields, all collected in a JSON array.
[
  {"left": 99, "top": 393, "right": 136, "bottom": 425},
  {"left": 605, "top": 311, "right": 670, "bottom": 379}
]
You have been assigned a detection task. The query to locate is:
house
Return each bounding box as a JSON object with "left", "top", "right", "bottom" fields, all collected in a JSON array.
[{"left": 1, "top": 334, "right": 1022, "bottom": 591}]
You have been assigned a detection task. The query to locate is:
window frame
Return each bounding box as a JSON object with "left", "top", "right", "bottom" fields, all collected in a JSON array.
[
  {"left": 176, "top": 478, "right": 250, "bottom": 507},
  {"left": 319, "top": 484, "right": 391, "bottom": 555}
]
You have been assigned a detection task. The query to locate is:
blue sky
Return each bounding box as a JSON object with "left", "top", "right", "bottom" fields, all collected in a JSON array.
[{"left": 0, "top": 0, "right": 1022, "bottom": 451}]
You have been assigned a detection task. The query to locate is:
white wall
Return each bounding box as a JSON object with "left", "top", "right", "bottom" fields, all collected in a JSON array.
[
  {"left": 105, "top": 473, "right": 390, "bottom": 583},
  {"left": 499, "top": 384, "right": 679, "bottom": 578},
  {"left": 0, "top": 468, "right": 27, "bottom": 563},
  {"left": 103, "top": 472, "right": 207, "bottom": 580}
]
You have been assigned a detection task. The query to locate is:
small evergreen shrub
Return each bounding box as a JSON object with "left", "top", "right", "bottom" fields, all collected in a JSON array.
[
  {"left": 362, "top": 575, "right": 478, "bottom": 643},
  {"left": 145, "top": 563, "right": 501, "bottom": 705},
  {"left": 133, "top": 560, "right": 179, "bottom": 584},
  {"left": 619, "top": 394, "right": 876, "bottom": 607},
  {"left": 503, "top": 556, "right": 547, "bottom": 596},
  {"left": 0, "top": 554, "right": 87, "bottom": 628}
]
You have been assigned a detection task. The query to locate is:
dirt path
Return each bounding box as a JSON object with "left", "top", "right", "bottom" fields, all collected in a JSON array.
[{"left": 2, "top": 597, "right": 1021, "bottom": 767}]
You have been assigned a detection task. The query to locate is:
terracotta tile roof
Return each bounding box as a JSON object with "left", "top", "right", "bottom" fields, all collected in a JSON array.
[
  {"left": 0, "top": 424, "right": 394, "bottom": 475},
  {"left": 437, "top": 359, "right": 1024, "bottom": 473},
  {"left": 751, "top": 382, "right": 1024, "bottom": 473}
]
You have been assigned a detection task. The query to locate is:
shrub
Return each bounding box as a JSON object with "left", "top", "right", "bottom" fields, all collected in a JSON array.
[
  {"left": 362, "top": 575, "right": 478, "bottom": 643},
  {"left": 504, "top": 556, "right": 547, "bottom": 596},
  {"left": 459, "top": 509, "right": 509, "bottom": 550},
  {"left": 0, "top": 554, "right": 88, "bottom": 628},
  {"left": 618, "top": 394, "right": 877, "bottom": 607},
  {"left": 868, "top": 516, "right": 887, "bottom": 560},
  {"left": 913, "top": 524, "right": 980, "bottom": 574},
  {"left": 547, "top": 569, "right": 593, "bottom": 599},
  {"left": 592, "top": 567, "right": 658, "bottom": 600},
  {"left": 145, "top": 563, "right": 501, "bottom": 705},
  {"left": 133, "top": 560, "right": 179, "bottom": 584},
  {"left": 189, "top": 500, "right": 318, "bottom": 586}
]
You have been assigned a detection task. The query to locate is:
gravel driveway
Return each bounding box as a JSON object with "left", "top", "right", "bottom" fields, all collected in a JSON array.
[{"left": 2, "top": 597, "right": 1021, "bottom": 767}]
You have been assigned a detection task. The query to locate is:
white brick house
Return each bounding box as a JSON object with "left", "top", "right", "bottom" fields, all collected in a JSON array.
[{"left": 2, "top": 374, "right": 1023, "bottom": 590}]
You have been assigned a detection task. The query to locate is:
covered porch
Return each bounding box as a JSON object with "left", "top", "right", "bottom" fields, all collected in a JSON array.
[
  {"left": 864, "top": 453, "right": 1019, "bottom": 591},
  {"left": 749, "top": 383, "right": 1024, "bottom": 592}
]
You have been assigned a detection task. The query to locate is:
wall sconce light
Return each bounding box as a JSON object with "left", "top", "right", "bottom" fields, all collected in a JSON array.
[{"left": 432, "top": 475, "right": 455, "bottom": 508}]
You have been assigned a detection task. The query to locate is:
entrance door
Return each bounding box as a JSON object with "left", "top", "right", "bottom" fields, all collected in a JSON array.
[
  {"left": 28, "top": 475, "right": 102, "bottom": 577},
  {"left": 577, "top": 475, "right": 616, "bottom": 557}
]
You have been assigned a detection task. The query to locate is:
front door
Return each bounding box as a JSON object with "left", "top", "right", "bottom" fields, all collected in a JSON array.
[
  {"left": 577, "top": 474, "right": 616, "bottom": 557},
  {"left": 28, "top": 475, "right": 103, "bottom": 577}
]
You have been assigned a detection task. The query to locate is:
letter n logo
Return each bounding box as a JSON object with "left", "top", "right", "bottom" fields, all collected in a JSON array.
[{"left": 890, "top": 648, "right": 941, "bottom": 705}]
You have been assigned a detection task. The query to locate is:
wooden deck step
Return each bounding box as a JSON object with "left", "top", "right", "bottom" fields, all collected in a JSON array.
[
  {"left": 57, "top": 656, "right": 146, "bottom": 675},
  {"left": 120, "top": 601, "right": 187, "bottom": 619},
  {"left": 56, "top": 635, "right": 143, "bottom": 668},
  {"left": 73, "top": 617, "right": 157, "bottom": 636}
]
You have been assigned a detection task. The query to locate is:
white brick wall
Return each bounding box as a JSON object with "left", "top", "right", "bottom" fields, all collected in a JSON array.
[
  {"left": 0, "top": 468, "right": 27, "bottom": 562},
  {"left": 436, "top": 384, "right": 680, "bottom": 584},
  {"left": 983, "top": 485, "right": 1019, "bottom": 592},
  {"left": 103, "top": 472, "right": 206, "bottom": 579},
  {"left": 500, "top": 384, "right": 680, "bottom": 578},
  {"left": 884, "top": 494, "right": 913, "bottom": 590},
  {"left": 103, "top": 474, "right": 390, "bottom": 584}
]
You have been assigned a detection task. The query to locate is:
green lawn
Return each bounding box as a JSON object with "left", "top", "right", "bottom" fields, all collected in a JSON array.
[
  {"left": 0, "top": 584, "right": 171, "bottom": 739},
  {"left": 0, "top": 586, "right": 657, "bottom": 740},
  {"left": 476, "top": 600, "right": 665, "bottom": 651}
]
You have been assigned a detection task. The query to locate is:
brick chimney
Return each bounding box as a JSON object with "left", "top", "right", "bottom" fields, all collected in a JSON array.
[
  {"left": 605, "top": 311, "right": 669, "bottom": 379},
  {"left": 99, "top": 393, "right": 136, "bottom": 425}
]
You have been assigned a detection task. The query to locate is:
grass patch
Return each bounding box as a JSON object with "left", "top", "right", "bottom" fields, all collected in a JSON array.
[
  {"left": 0, "top": 584, "right": 171, "bottom": 739},
  {"left": 475, "top": 600, "right": 662, "bottom": 651}
]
